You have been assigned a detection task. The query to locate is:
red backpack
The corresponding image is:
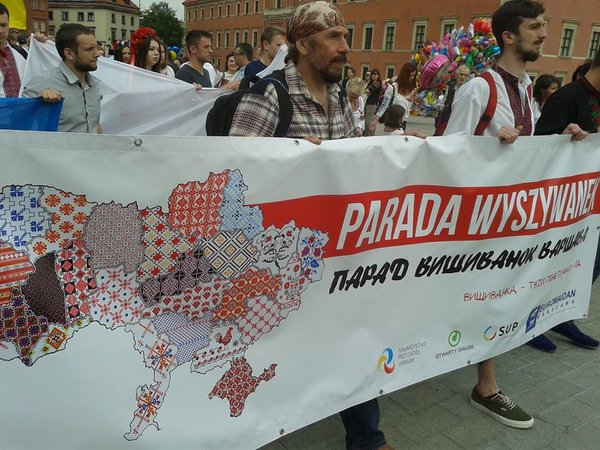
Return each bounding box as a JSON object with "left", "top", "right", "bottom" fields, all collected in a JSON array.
[{"left": 434, "top": 71, "right": 497, "bottom": 136}]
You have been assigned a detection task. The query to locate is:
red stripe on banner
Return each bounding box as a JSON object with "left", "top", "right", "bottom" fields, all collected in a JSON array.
[{"left": 257, "top": 172, "right": 600, "bottom": 258}]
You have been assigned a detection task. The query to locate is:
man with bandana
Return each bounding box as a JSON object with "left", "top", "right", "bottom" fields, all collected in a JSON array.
[{"left": 229, "top": 2, "right": 391, "bottom": 449}]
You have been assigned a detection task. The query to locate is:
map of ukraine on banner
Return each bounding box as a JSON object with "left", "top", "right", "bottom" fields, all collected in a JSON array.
[{"left": 0, "top": 131, "right": 599, "bottom": 449}]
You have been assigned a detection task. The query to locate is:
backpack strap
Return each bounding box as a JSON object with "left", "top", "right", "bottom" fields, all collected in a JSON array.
[
  {"left": 250, "top": 69, "right": 293, "bottom": 137},
  {"left": 474, "top": 71, "right": 497, "bottom": 136}
]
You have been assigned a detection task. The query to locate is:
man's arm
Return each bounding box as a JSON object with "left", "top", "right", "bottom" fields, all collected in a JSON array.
[
  {"left": 21, "top": 73, "right": 62, "bottom": 102},
  {"left": 442, "top": 77, "right": 488, "bottom": 135},
  {"left": 229, "top": 83, "right": 281, "bottom": 137}
]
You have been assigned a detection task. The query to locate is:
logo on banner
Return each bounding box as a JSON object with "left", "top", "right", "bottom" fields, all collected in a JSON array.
[
  {"left": 378, "top": 348, "right": 395, "bottom": 374},
  {"left": 483, "top": 322, "right": 519, "bottom": 341},
  {"left": 526, "top": 289, "right": 577, "bottom": 333},
  {"left": 448, "top": 330, "right": 461, "bottom": 347}
]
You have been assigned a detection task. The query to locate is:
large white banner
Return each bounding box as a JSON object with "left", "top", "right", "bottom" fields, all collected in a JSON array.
[{"left": 0, "top": 131, "right": 599, "bottom": 449}]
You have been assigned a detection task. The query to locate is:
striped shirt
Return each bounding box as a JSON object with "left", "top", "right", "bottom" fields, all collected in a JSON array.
[{"left": 229, "top": 60, "right": 359, "bottom": 139}]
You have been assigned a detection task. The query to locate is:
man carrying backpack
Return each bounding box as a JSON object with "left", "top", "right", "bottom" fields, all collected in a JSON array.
[
  {"left": 443, "top": 0, "right": 586, "bottom": 430},
  {"left": 228, "top": 2, "right": 392, "bottom": 449}
]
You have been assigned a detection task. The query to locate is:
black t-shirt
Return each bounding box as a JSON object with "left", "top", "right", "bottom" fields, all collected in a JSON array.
[
  {"left": 366, "top": 81, "right": 382, "bottom": 105},
  {"left": 175, "top": 64, "right": 212, "bottom": 87},
  {"left": 244, "top": 59, "right": 267, "bottom": 78},
  {"left": 535, "top": 77, "right": 600, "bottom": 135}
]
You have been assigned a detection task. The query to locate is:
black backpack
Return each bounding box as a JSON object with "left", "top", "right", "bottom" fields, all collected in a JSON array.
[{"left": 206, "top": 69, "right": 293, "bottom": 137}]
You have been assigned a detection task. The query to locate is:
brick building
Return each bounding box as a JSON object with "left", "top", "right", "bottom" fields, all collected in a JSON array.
[
  {"left": 183, "top": 0, "right": 600, "bottom": 82},
  {"left": 48, "top": 0, "right": 140, "bottom": 44}
]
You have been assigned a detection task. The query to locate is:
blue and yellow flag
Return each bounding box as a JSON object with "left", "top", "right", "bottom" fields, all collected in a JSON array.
[{"left": 4, "top": 0, "right": 27, "bottom": 30}]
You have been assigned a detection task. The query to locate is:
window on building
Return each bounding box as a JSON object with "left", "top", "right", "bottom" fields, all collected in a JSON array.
[
  {"left": 440, "top": 18, "right": 456, "bottom": 38},
  {"left": 245, "top": 1, "right": 249, "bottom": 14},
  {"left": 346, "top": 25, "right": 354, "bottom": 49},
  {"left": 111, "top": 28, "right": 117, "bottom": 41},
  {"left": 121, "top": 29, "right": 126, "bottom": 39},
  {"left": 554, "top": 71, "right": 567, "bottom": 84},
  {"left": 225, "top": 31, "right": 230, "bottom": 47},
  {"left": 386, "top": 66, "right": 395, "bottom": 79},
  {"left": 62, "top": 11, "right": 69, "bottom": 21},
  {"left": 362, "top": 24, "right": 373, "bottom": 50},
  {"left": 111, "top": 13, "right": 116, "bottom": 23},
  {"left": 48, "top": 10, "right": 53, "bottom": 20},
  {"left": 78, "top": 12, "right": 84, "bottom": 21},
  {"left": 383, "top": 23, "right": 395, "bottom": 51},
  {"left": 210, "top": 6, "right": 213, "bottom": 17},
  {"left": 252, "top": 29, "right": 258, "bottom": 47},
  {"left": 226, "top": 4, "right": 230, "bottom": 16},
  {"left": 87, "top": 12, "right": 94, "bottom": 22},
  {"left": 39, "top": 0, "right": 45, "bottom": 11},
  {"left": 218, "top": 5, "right": 222, "bottom": 16},
  {"left": 217, "top": 32, "right": 221, "bottom": 48},
  {"left": 131, "top": 16, "right": 134, "bottom": 26},
  {"left": 32, "top": 0, "right": 38, "bottom": 9},
  {"left": 236, "top": 2, "right": 240, "bottom": 14},
  {"left": 49, "top": 25, "right": 55, "bottom": 35},
  {"left": 235, "top": 31, "right": 239, "bottom": 45},
  {"left": 122, "top": 15, "right": 126, "bottom": 25},
  {"left": 559, "top": 24, "right": 576, "bottom": 57},
  {"left": 361, "top": 65, "right": 369, "bottom": 79},
  {"left": 412, "top": 21, "right": 427, "bottom": 50},
  {"left": 275, "top": 0, "right": 281, "bottom": 8},
  {"left": 254, "top": 0, "right": 259, "bottom": 12},
  {"left": 589, "top": 29, "right": 600, "bottom": 59},
  {"left": 201, "top": 8, "right": 204, "bottom": 19},
  {"left": 243, "top": 30, "right": 248, "bottom": 43}
]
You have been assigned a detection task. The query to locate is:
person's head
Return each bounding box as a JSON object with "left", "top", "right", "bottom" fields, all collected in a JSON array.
[
  {"left": 533, "top": 74, "right": 561, "bottom": 105},
  {"left": 260, "top": 25, "right": 286, "bottom": 62},
  {"left": 492, "top": 0, "right": 546, "bottom": 62},
  {"left": 346, "top": 67, "right": 356, "bottom": 79},
  {"left": 186, "top": 29, "right": 213, "bottom": 65},
  {"left": 224, "top": 51, "right": 237, "bottom": 73},
  {"left": 55, "top": 23, "right": 99, "bottom": 72},
  {"left": 234, "top": 42, "right": 253, "bottom": 67},
  {"left": 396, "top": 62, "right": 417, "bottom": 94},
  {"left": 384, "top": 105, "right": 406, "bottom": 130},
  {"left": 455, "top": 64, "right": 471, "bottom": 85},
  {"left": 135, "top": 36, "right": 161, "bottom": 71},
  {"left": 346, "top": 78, "right": 364, "bottom": 100},
  {"left": 96, "top": 44, "right": 104, "bottom": 57},
  {"left": 8, "top": 27, "right": 16, "bottom": 43},
  {"left": 17, "top": 34, "right": 26, "bottom": 45},
  {"left": 174, "top": 57, "right": 183, "bottom": 68},
  {"left": 285, "top": 1, "right": 349, "bottom": 83},
  {"left": 114, "top": 45, "right": 131, "bottom": 63},
  {"left": 159, "top": 41, "right": 169, "bottom": 69},
  {"left": 572, "top": 60, "right": 592, "bottom": 82},
  {"left": 369, "top": 69, "right": 380, "bottom": 83},
  {"left": 591, "top": 49, "right": 600, "bottom": 70},
  {"left": 364, "top": 70, "right": 371, "bottom": 81},
  {"left": 0, "top": 3, "right": 10, "bottom": 48}
]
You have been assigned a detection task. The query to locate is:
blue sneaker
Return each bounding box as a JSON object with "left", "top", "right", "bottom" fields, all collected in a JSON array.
[
  {"left": 527, "top": 334, "right": 556, "bottom": 353},
  {"left": 552, "top": 321, "right": 599, "bottom": 349}
]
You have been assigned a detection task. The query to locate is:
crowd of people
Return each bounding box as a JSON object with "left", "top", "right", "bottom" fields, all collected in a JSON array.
[{"left": 2, "top": 0, "right": 600, "bottom": 449}]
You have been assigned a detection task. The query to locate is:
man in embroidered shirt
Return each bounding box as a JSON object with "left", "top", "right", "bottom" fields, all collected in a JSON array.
[
  {"left": 0, "top": 3, "right": 26, "bottom": 98},
  {"left": 444, "top": 0, "right": 586, "bottom": 430},
  {"left": 22, "top": 23, "right": 102, "bottom": 133},
  {"left": 230, "top": 3, "right": 390, "bottom": 450}
]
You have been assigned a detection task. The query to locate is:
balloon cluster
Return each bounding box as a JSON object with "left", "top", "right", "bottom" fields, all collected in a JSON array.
[
  {"left": 414, "top": 18, "right": 501, "bottom": 90},
  {"left": 167, "top": 46, "right": 180, "bottom": 61}
]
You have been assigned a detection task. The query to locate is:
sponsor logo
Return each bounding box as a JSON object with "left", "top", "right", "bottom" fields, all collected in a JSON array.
[
  {"left": 448, "top": 330, "right": 461, "bottom": 347},
  {"left": 483, "top": 322, "right": 519, "bottom": 341},
  {"left": 526, "top": 289, "right": 577, "bottom": 333},
  {"left": 377, "top": 348, "right": 395, "bottom": 374}
]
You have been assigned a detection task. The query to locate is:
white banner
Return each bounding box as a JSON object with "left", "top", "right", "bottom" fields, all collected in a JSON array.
[{"left": 0, "top": 131, "right": 599, "bottom": 449}]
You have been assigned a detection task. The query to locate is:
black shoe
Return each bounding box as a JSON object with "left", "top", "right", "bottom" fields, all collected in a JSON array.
[
  {"left": 552, "top": 321, "right": 599, "bottom": 349},
  {"left": 527, "top": 334, "right": 556, "bottom": 353}
]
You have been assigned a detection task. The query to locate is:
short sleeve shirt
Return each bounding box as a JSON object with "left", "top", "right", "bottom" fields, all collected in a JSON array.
[
  {"left": 21, "top": 61, "right": 101, "bottom": 133},
  {"left": 175, "top": 64, "right": 212, "bottom": 87}
]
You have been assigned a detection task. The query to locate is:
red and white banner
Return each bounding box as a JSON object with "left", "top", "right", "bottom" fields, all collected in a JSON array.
[{"left": 0, "top": 131, "right": 599, "bottom": 449}]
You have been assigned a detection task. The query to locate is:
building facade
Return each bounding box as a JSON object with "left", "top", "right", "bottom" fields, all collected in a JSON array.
[
  {"left": 183, "top": 0, "right": 600, "bottom": 82},
  {"left": 48, "top": 0, "right": 140, "bottom": 44},
  {"left": 27, "top": 0, "right": 50, "bottom": 34}
]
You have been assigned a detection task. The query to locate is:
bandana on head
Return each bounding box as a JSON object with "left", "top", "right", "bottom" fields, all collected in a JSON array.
[{"left": 286, "top": 1, "right": 346, "bottom": 44}]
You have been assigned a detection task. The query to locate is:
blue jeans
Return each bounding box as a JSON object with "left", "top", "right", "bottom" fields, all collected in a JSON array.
[{"left": 339, "top": 398, "right": 386, "bottom": 450}]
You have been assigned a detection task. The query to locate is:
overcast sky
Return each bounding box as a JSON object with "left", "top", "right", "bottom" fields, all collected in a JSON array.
[{"left": 139, "top": 0, "right": 185, "bottom": 20}]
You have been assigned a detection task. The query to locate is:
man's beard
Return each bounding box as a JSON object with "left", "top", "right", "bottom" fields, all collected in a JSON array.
[
  {"left": 313, "top": 55, "right": 348, "bottom": 84},
  {"left": 516, "top": 38, "right": 541, "bottom": 62},
  {"left": 74, "top": 59, "right": 97, "bottom": 72}
]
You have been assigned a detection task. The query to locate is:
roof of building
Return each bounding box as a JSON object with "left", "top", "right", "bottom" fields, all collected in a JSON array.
[{"left": 49, "top": 0, "right": 140, "bottom": 12}]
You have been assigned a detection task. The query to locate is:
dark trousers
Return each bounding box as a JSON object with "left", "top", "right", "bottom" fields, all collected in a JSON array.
[{"left": 339, "top": 398, "right": 386, "bottom": 450}]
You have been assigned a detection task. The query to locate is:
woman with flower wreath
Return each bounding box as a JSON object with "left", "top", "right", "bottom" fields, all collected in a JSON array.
[{"left": 130, "top": 27, "right": 161, "bottom": 73}]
